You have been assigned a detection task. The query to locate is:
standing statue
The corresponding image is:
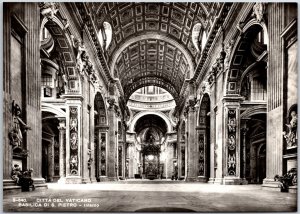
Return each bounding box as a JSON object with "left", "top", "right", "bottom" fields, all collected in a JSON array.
[
  {"left": 56, "top": 52, "right": 69, "bottom": 94},
  {"left": 9, "top": 102, "right": 31, "bottom": 149},
  {"left": 39, "top": 3, "right": 59, "bottom": 19},
  {"left": 253, "top": 3, "right": 265, "bottom": 22},
  {"left": 283, "top": 111, "right": 298, "bottom": 148},
  {"left": 71, "top": 36, "right": 86, "bottom": 76}
]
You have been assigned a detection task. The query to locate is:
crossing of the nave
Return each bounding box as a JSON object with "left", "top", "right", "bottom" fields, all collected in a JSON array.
[{"left": 2, "top": 2, "right": 298, "bottom": 212}]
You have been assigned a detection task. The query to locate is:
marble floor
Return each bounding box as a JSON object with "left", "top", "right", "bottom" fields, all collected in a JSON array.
[{"left": 2, "top": 181, "right": 297, "bottom": 212}]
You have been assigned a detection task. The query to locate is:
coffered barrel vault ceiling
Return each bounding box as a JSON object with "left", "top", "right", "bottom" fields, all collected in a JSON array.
[
  {"left": 115, "top": 39, "right": 190, "bottom": 97},
  {"left": 85, "top": 2, "right": 223, "bottom": 101}
]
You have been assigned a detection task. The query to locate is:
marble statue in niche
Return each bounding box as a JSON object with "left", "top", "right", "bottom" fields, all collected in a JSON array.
[
  {"left": 9, "top": 102, "right": 31, "bottom": 149},
  {"left": 283, "top": 111, "right": 298, "bottom": 148}
]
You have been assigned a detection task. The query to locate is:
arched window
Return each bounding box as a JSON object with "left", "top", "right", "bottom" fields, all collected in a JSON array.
[
  {"left": 256, "top": 29, "right": 268, "bottom": 45},
  {"left": 98, "top": 22, "right": 112, "bottom": 51},
  {"left": 201, "top": 31, "right": 207, "bottom": 52},
  {"left": 192, "top": 23, "right": 202, "bottom": 52},
  {"left": 192, "top": 23, "right": 207, "bottom": 53},
  {"left": 98, "top": 29, "right": 104, "bottom": 49},
  {"left": 241, "top": 69, "right": 267, "bottom": 101},
  {"left": 103, "top": 22, "right": 112, "bottom": 50}
]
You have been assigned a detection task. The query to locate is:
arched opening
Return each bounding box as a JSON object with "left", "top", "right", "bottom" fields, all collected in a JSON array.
[
  {"left": 41, "top": 112, "right": 60, "bottom": 183},
  {"left": 40, "top": 19, "right": 78, "bottom": 99},
  {"left": 243, "top": 113, "right": 266, "bottom": 184},
  {"left": 134, "top": 114, "right": 168, "bottom": 180},
  {"left": 226, "top": 24, "right": 268, "bottom": 96},
  {"left": 197, "top": 94, "right": 211, "bottom": 181},
  {"left": 227, "top": 23, "right": 268, "bottom": 184},
  {"left": 240, "top": 62, "right": 267, "bottom": 101},
  {"left": 94, "top": 92, "right": 108, "bottom": 181},
  {"left": 179, "top": 120, "right": 186, "bottom": 179}
]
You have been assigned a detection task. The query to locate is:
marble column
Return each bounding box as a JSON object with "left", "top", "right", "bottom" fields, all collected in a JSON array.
[
  {"left": 222, "top": 97, "right": 243, "bottom": 185},
  {"left": 241, "top": 120, "right": 249, "bottom": 183},
  {"left": 208, "top": 75, "right": 217, "bottom": 184},
  {"left": 63, "top": 97, "right": 83, "bottom": 184},
  {"left": 176, "top": 123, "right": 182, "bottom": 178},
  {"left": 58, "top": 119, "right": 66, "bottom": 183},
  {"left": 106, "top": 97, "right": 118, "bottom": 181},
  {"left": 89, "top": 108, "right": 96, "bottom": 183},
  {"left": 166, "top": 142, "right": 173, "bottom": 179},
  {"left": 186, "top": 97, "right": 198, "bottom": 181},
  {"left": 196, "top": 127, "right": 208, "bottom": 182},
  {"left": 128, "top": 143, "right": 135, "bottom": 178},
  {"left": 263, "top": 3, "right": 286, "bottom": 190},
  {"left": 48, "top": 139, "right": 54, "bottom": 182}
]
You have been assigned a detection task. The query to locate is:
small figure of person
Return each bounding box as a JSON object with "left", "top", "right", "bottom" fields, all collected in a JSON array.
[{"left": 19, "top": 168, "right": 35, "bottom": 191}]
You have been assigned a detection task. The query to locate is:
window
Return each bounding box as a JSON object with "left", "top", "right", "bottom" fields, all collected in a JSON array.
[
  {"left": 201, "top": 31, "right": 207, "bottom": 52},
  {"left": 98, "top": 22, "right": 112, "bottom": 51},
  {"left": 192, "top": 23, "right": 202, "bottom": 52},
  {"left": 251, "top": 76, "right": 266, "bottom": 101},
  {"left": 42, "top": 74, "right": 53, "bottom": 87}
]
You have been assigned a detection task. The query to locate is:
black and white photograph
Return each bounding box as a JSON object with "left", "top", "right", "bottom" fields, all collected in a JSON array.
[{"left": 2, "top": 2, "right": 298, "bottom": 212}]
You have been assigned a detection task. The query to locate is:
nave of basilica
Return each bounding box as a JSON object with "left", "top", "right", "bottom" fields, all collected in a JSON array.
[{"left": 3, "top": 2, "right": 298, "bottom": 193}]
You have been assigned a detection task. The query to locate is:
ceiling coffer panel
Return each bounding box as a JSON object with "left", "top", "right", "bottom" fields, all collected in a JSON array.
[
  {"left": 91, "top": 2, "right": 223, "bottom": 58},
  {"left": 114, "top": 39, "right": 188, "bottom": 95}
]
